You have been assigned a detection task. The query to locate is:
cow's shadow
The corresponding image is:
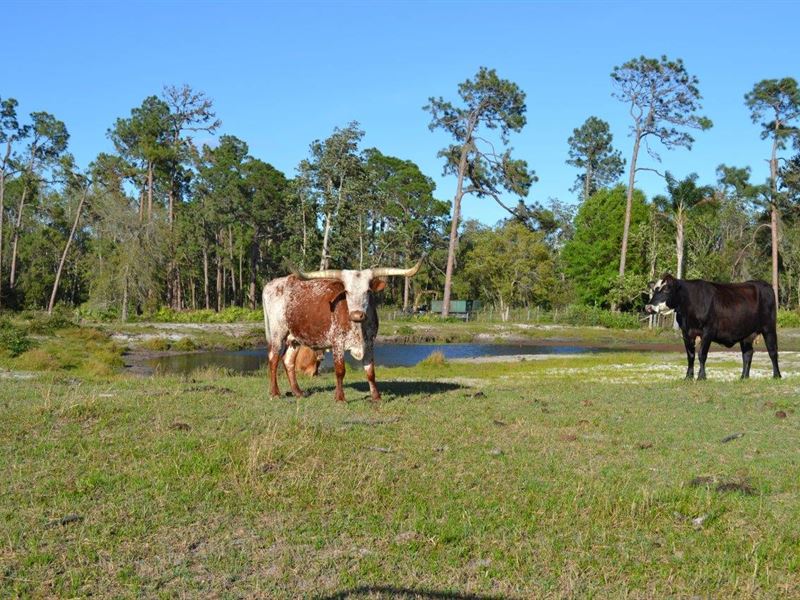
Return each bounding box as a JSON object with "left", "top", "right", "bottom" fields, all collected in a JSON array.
[
  {"left": 315, "top": 585, "right": 511, "bottom": 599},
  {"left": 306, "top": 380, "right": 465, "bottom": 400}
]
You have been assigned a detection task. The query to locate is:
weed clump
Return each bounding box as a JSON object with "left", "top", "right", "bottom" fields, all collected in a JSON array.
[
  {"left": 418, "top": 350, "right": 446, "bottom": 366},
  {"left": 171, "top": 337, "right": 198, "bottom": 352},
  {"left": 16, "top": 348, "right": 64, "bottom": 371},
  {"left": 141, "top": 338, "right": 171, "bottom": 352}
]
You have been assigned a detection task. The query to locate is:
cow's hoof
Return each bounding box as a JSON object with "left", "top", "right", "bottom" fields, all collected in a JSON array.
[
  {"left": 774, "top": 373, "right": 782, "bottom": 379},
  {"left": 697, "top": 374, "right": 707, "bottom": 381},
  {"left": 684, "top": 374, "right": 694, "bottom": 381},
  {"left": 370, "top": 394, "right": 382, "bottom": 403}
]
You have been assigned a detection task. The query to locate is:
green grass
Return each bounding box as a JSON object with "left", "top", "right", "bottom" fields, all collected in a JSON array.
[
  {"left": 2, "top": 349, "right": 800, "bottom": 597},
  {"left": 0, "top": 320, "right": 125, "bottom": 377}
]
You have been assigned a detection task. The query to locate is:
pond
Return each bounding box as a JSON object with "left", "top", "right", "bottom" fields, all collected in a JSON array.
[{"left": 144, "top": 342, "right": 616, "bottom": 376}]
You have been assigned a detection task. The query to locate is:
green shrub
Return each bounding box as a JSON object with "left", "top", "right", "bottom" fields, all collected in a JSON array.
[
  {"left": 26, "top": 310, "right": 77, "bottom": 335},
  {"left": 16, "top": 348, "right": 63, "bottom": 370},
  {"left": 0, "top": 323, "right": 33, "bottom": 357},
  {"left": 778, "top": 309, "right": 800, "bottom": 328},
  {"left": 141, "top": 338, "right": 171, "bottom": 352},
  {"left": 384, "top": 312, "right": 463, "bottom": 324},
  {"left": 142, "top": 306, "right": 262, "bottom": 324},
  {"left": 556, "top": 305, "right": 642, "bottom": 329},
  {"left": 171, "top": 337, "right": 198, "bottom": 352},
  {"left": 75, "top": 305, "right": 119, "bottom": 322}
]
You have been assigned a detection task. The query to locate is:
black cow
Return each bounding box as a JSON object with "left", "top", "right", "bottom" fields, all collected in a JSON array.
[{"left": 645, "top": 274, "right": 781, "bottom": 380}]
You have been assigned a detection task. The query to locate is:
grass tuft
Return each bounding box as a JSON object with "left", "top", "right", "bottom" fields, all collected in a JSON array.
[{"left": 418, "top": 350, "right": 446, "bottom": 366}]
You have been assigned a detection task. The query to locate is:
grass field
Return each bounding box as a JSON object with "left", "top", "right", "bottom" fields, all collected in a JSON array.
[{"left": 2, "top": 338, "right": 800, "bottom": 598}]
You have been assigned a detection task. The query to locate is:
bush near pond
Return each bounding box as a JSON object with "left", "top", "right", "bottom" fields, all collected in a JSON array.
[
  {"left": 778, "top": 309, "right": 800, "bottom": 328},
  {"left": 0, "top": 323, "right": 123, "bottom": 375},
  {"left": 0, "top": 319, "right": 33, "bottom": 357}
]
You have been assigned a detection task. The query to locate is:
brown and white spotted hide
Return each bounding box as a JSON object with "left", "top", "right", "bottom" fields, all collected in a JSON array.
[{"left": 262, "top": 274, "right": 384, "bottom": 402}]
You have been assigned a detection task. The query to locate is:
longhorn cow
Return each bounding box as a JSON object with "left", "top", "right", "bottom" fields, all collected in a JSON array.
[{"left": 262, "top": 261, "right": 421, "bottom": 402}]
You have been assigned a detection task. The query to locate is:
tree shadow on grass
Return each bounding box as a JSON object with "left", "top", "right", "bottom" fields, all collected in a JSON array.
[{"left": 316, "top": 585, "right": 512, "bottom": 599}]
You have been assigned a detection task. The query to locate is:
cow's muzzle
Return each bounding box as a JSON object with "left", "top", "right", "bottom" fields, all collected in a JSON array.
[
  {"left": 645, "top": 305, "right": 655, "bottom": 314},
  {"left": 349, "top": 310, "right": 366, "bottom": 322}
]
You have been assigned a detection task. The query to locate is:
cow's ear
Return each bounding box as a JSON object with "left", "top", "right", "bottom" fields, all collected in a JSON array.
[
  {"left": 647, "top": 280, "right": 655, "bottom": 290},
  {"left": 662, "top": 274, "right": 675, "bottom": 284},
  {"left": 370, "top": 278, "right": 386, "bottom": 292},
  {"left": 326, "top": 288, "right": 346, "bottom": 308}
]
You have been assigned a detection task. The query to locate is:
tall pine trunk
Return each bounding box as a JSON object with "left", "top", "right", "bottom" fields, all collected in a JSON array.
[
  {"left": 358, "top": 213, "right": 364, "bottom": 269},
  {"left": 238, "top": 247, "right": 243, "bottom": 307},
  {"left": 320, "top": 211, "right": 332, "bottom": 270},
  {"left": 619, "top": 132, "right": 641, "bottom": 280},
  {"left": 301, "top": 199, "right": 308, "bottom": 268},
  {"left": 146, "top": 162, "right": 154, "bottom": 221},
  {"left": 248, "top": 235, "right": 258, "bottom": 309},
  {"left": 48, "top": 187, "right": 88, "bottom": 314},
  {"left": 770, "top": 132, "right": 780, "bottom": 306},
  {"left": 203, "top": 247, "right": 210, "bottom": 310},
  {"left": 442, "top": 143, "right": 471, "bottom": 317},
  {"left": 583, "top": 163, "right": 592, "bottom": 200},
  {"left": 673, "top": 210, "right": 685, "bottom": 330},
  {"left": 121, "top": 266, "right": 130, "bottom": 322},
  {"left": 228, "top": 226, "right": 237, "bottom": 306},
  {"left": 676, "top": 210, "right": 685, "bottom": 280},
  {"left": 9, "top": 186, "right": 29, "bottom": 290},
  {"left": 216, "top": 234, "right": 223, "bottom": 312},
  {"left": 0, "top": 144, "right": 7, "bottom": 309}
]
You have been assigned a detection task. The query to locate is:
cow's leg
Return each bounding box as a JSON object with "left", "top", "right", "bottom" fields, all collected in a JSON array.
[
  {"left": 333, "top": 346, "right": 347, "bottom": 403},
  {"left": 763, "top": 329, "right": 782, "bottom": 379},
  {"left": 682, "top": 333, "right": 696, "bottom": 380},
  {"left": 697, "top": 333, "right": 714, "bottom": 380},
  {"left": 740, "top": 340, "right": 754, "bottom": 379},
  {"left": 362, "top": 344, "right": 381, "bottom": 402},
  {"left": 268, "top": 337, "right": 287, "bottom": 398},
  {"left": 282, "top": 344, "right": 306, "bottom": 398}
]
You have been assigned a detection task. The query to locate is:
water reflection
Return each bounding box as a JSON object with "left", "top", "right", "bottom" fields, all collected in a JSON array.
[{"left": 145, "top": 342, "right": 606, "bottom": 376}]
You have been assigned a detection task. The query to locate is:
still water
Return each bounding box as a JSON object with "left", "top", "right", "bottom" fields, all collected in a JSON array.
[{"left": 145, "top": 342, "right": 609, "bottom": 375}]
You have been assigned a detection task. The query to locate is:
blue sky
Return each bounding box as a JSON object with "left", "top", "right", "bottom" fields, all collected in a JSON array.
[{"left": 5, "top": 1, "right": 799, "bottom": 224}]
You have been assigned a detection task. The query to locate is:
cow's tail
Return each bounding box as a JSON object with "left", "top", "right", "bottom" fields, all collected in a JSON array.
[
  {"left": 756, "top": 280, "right": 778, "bottom": 330},
  {"left": 262, "top": 284, "right": 273, "bottom": 351}
]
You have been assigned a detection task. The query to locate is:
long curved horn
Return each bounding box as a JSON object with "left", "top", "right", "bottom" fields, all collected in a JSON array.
[
  {"left": 294, "top": 268, "right": 344, "bottom": 280},
  {"left": 372, "top": 258, "right": 424, "bottom": 278},
  {"left": 285, "top": 260, "right": 344, "bottom": 280}
]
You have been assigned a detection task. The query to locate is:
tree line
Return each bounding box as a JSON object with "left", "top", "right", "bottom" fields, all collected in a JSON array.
[{"left": 1, "top": 58, "right": 799, "bottom": 320}]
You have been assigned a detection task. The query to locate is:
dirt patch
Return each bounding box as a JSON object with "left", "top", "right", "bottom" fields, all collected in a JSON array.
[{"left": 690, "top": 476, "right": 757, "bottom": 495}]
